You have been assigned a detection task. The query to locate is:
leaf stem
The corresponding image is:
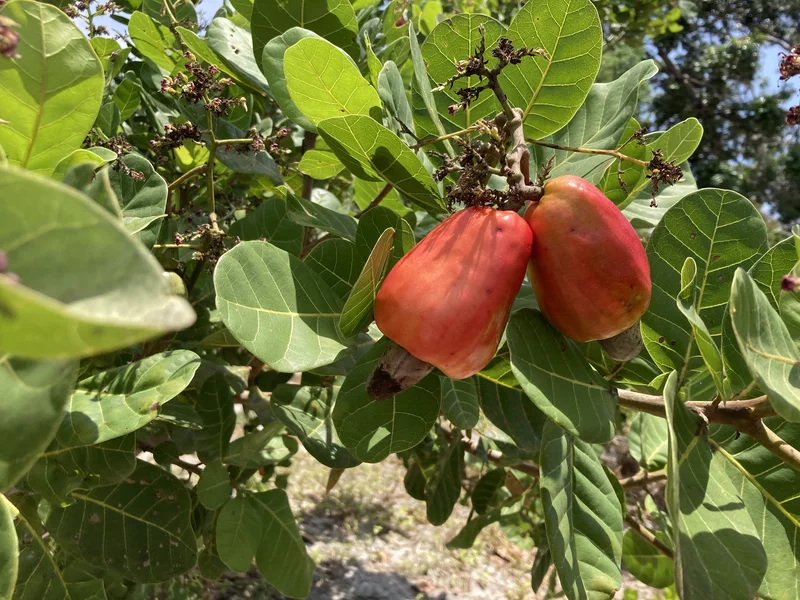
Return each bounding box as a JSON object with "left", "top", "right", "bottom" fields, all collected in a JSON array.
[
  {"left": 355, "top": 183, "right": 393, "bottom": 218},
  {"left": 624, "top": 514, "right": 674, "bottom": 559},
  {"left": 411, "top": 126, "right": 481, "bottom": 150},
  {"left": 525, "top": 138, "right": 648, "bottom": 168},
  {"left": 214, "top": 138, "right": 256, "bottom": 145},
  {"left": 203, "top": 96, "right": 220, "bottom": 231},
  {"left": 167, "top": 163, "right": 208, "bottom": 192},
  {"left": 742, "top": 421, "right": 800, "bottom": 472}
]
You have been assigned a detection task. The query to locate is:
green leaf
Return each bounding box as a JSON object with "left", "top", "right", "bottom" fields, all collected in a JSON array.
[
  {"left": 91, "top": 37, "right": 130, "bottom": 82},
  {"left": 421, "top": 15, "right": 505, "bottom": 130},
  {"left": 113, "top": 77, "right": 140, "bottom": 121},
  {"left": 529, "top": 60, "right": 658, "bottom": 182},
  {"left": 297, "top": 149, "right": 345, "bottom": 180},
  {"left": 251, "top": 0, "right": 359, "bottom": 63},
  {"left": 0, "top": 496, "right": 18, "bottom": 599},
  {"left": 228, "top": 197, "right": 304, "bottom": 256},
  {"left": 52, "top": 148, "right": 116, "bottom": 182},
  {"left": 108, "top": 153, "right": 167, "bottom": 247},
  {"left": 540, "top": 420, "right": 623, "bottom": 600},
  {"left": 471, "top": 467, "right": 506, "bottom": 514},
  {"left": 46, "top": 460, "right": 198, "bottom": 583},
  {"left": 354, "top": 206, "right": 415, "bottom": 268},
  {"left": 28, "top": 434, "right": 137, "bottom": 504},
  {"left": 0, "top": 1, "right": 103, "bottom": 176},
  {"left": 206, "top": 18, "right": 271, "bottom": 96},
  {"left": 333, "top": 339, "right": 441, "bottom": 463},
  {"left": 446, "top": 505, "right": 505, "bottom": 549},
  {"left": 128, "top": 11, "right": 179, "bottom": 72},
  {"left": 215, "top": 241, "right": 350, "bottom": 372},
  {"left": 641, "top": 189, "right": 768, "bottom": 375},
  {"left": 318, "top": 115, "right": 446, "bottom": 214},
  {"left": 676, "top": 257, "right": 726, "bottom": 398},
  {"left": 0, "top": 358, "right": 77, "bottom": 491},
  {"left": 250, "top": 489, "right": 315, "bottom": 598},
  {"left": 338, "top": 227, "right": 394, "bottom": 338},
  {"left": 197, "top": 461, "right": 232, "bottom": 510},
  {"left": 303, "top": 238, "right": 360, "bottom": 299},
  {"left": 507, "top": 309, "right": 617, "bottom": 443},
  {"left": 475, "top": 367, "right": 547, "bottom": 452},
  {"left": 627, "top": 413, "right": 668, "bottom": 472},
  {"left": 499, "top": 0, "right": 602, "bottom": 140},
  {"left": 409, "top": 21, "right": 454, "bottom": 157},
  {"left": 730, "top": 269, "right": 800, "bottom": 422},
  {"left": 0, "top": 166, "right": 195, "bottom": 359},
  {"left": 261, "top": 28, "right": 325, "bottom": 132},
  {"left": 271, "top": 384, "right": 360, "bottom": 468},
  {"left": 623, "top": 162, "right": 698, "bottom": 230},
  {"left": 56, "top": 350, "right": 201, "bottom": 449},
  {"left": 176, "top": 27, "right": 244, "bottom": 87},
  {"left": 94, "top": 102, "right": 120, "bottom": 138},
  {"left": 441, "top": 377, "right": 480, "bottom": 430},
  {"left": 621, "top": 530, "right": 674, "bottom": 589},
  {"left": 425, "top": 439, "right": 464, "bottom": 526},
  {"left": 217, "top": 495, "right": 262, "bottom": 572},
  {"left": 613, "top": 120, "right": 705, "bottom": 212},
  {"left": 225, "top": 430, "right": 297, "bottom": 468},
  {"left": 711, "top": 419, "right": 800, "bottom": 598},
  {"left": 378, "top": 60, "right": 415, "bottom": 142},
  {"left": 194, "top": 372, "right": 236, "bottom": 462},
  {"left": 663, "top": 370, "right": 767, "bottom": 599},
  {"left": 284, "top": 38, "right": 382, "bottom": 126},
  {"left": 285, "top": 190, "right": 357, "bottom": 241}
]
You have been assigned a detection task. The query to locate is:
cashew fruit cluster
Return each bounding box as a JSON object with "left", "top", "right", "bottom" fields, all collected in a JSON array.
[{"left": 370, "top": 175, "right": 651, "bottom": 397}]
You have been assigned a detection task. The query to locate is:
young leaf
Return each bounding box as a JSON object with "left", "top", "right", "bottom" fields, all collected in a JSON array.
[
  {"left": 52, "top": 148, "right": 116, "bottom": 182},
  {"left": 197, "top": 461, "right": 232, "bottom": 510},
  {"left": 338, "top": 227, "right": 394, "bottom": 337},
  {"left": 621, "top": 530, "right": 674, "bottom": 589},
  {"left": 271, "top": 384, "right": 361, "bottom": 468},
  {"left": 46, "top": 460, "right": 198, "bottom": 583},
  {"left": 676, "top": 257, "right": 727, "bottom": 398},
  {"left": 0, "top": 495, "right": 18, "bottom": 599},
  {"left": 0, "top": 358, "right": 77, "bottom": 491},
  {"left": 507, "top": 309, "right": 617, "bottom": 443},
  {"left": 251, "top": 0, "right": 359, "bottom": 63},
  {"left": 0, "top": 167, "right": 196, "bottom": 359},
  {"left": 217, "top": 495, "right": 262, "bottom": 572},
  {"left": 284, "top": 37, "right": 382, "bottom": 125},
  {"left": 641, "top": 189, "right": 768, "bottom": 375},
  {"left": 441, "top": 377, "right": 480, "bottom": 430},
  {"left": 56, "top": 350, "right": 201, "bottom": 449},
  {"left": 730, "top": 268, "right": 800, "bottom": 422},
  {"left": 113, "top": 77, "right": 141, "bottom": 121},
  {"left": 251, "top": 489, "right": 315, "bottom": 598},
  {"left": 297, "top": 148, "right": 345, "bottom": 180},
  {"left": 128, "top": 11, "right": 179, "bottom": 72},
  {"left": 627, "top": 413, "right": 668, "bottom": 472},
  {"left": 425, "top": 439, "right": 464, "bottom": 526},
  {"left": 0, "top": 1, "right": 103, "bottom": 176},
  {"left": 194, "top": 372, "right": 237, "bottom": 462},
  {"left": 499, "top": 0, "right": 603, "bottom": 140},
  {"left": 317, "top": 114, "right": 446, "bottom": 214},
  {"left": 378, "top": 60, "right": 415, "bottom": 142},
  {"left": 333, "top": 339, "right": 441, "bottom": 463},
  {"left": 227, "top": 197, "right": 304, "bottom": 256},
  {"left": 285, "top": 189, "right": 358, "bottom": 241},
  {"left": 303, "top": 238, "right": 360, "bottom": 299},
  {"left": 206, "top": 18, "right": 271, "bottom": 96},
  {"left": 215, "top": 240, "right": 350, "bottom": 372},
  {"left": 540, "top": 420, "right": 623, "bottom": 600},
  {"left": 663, "top": 371, "right": 767, "bottom": 599}
]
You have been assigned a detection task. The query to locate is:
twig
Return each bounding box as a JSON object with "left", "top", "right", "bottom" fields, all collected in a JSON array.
[
  {"left": 301, "top": 131, "right": 317, "bottom": 200},
  {"left": 355, "top": 183, "right": 393, "bottom": 218},
  {"left": 624, "top": 514, "right": 674, "bottom": 559},
  {"left": 742, "top": 420, "right": 800, "bottom": 473},
  {"left": 411, "top": 125, "right": 481, "bottom": 150},
  {"left": 441, "top": 420, "right": 539, "bottom": 478},
  {"left": 167, "top": 163, "right": 208, "bottom": 192},
  {"left": 619, "top": 469, "right": 667, "bottom": 489},
  {"left": 525, "top": 138, "right": 648, "bottom": 168}
]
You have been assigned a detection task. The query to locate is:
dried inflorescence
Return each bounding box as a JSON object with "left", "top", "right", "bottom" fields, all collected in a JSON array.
[
  {"left": 780, "top": 45, "right": 800, "bottom": 81},
  {"left": 150, "top": 122, "right": 203, "bottom": 151},
  {"left": 160, "top": 53, "right": 244, "bottom": 116},
  {"left": 0, "top": 16, "right": 19, "bottom": 59},
  {"left": 84, "top": 131, "right": 145, "bottom": 181},
  {"left": 224, "top": 127, "right": 292, "bottom": 157},
  {"left": 646, "top": 149, "right": 684, "bottom": 206}
]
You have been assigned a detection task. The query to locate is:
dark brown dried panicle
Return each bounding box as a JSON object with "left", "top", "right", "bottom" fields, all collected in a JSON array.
[
  {"left": 780, "top": 45, "right": 800, "bottom": 81},
  {"left": 646, "top": 149, "right": 683, "bottom": 206},
  {"left": 150, "top": 122, "right": 203, "bottom": 151},
  {"left": 84, "top": 131, "right": 145, "bottom": 181}
]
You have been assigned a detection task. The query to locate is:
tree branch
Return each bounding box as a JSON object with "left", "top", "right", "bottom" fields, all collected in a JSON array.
[
  {"left": 741, "top": 420, "right": 800, "bottom": 473},
  {"left": 355, "top": 183, "right": 393, "bottom": 218},
  {"left": 619, "top": 469, "right": 667, "bottom": 489},
  {"left": 625, "top": 514, "right": 674, "bottom": 559}
]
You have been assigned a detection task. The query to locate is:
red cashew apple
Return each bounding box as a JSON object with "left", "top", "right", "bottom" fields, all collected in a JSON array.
[
  {"left": 368, "top": 206, "right": 532, "bottom": 398},
  {"left": 524, "top": 175, "right": 651, "bottom": 357}
]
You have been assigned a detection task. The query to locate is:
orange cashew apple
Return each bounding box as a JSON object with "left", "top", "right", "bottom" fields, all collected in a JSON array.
[
  {"left": 524, "top": 175, "right": 651, "bottom": 357},
  {"left": 368, "top": 206, "right": 532, "bottom": 398}
]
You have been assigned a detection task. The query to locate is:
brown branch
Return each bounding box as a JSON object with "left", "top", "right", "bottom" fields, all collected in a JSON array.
[
  {"left": 441, "top": 420, "right": 539, "bottom": 478},
  {"left": 355, "top": 183, "right": 393, "bottom": 218},
  {"left": 655, "top": 45, "right": 698, "bottom": 102},
  {"left": 167, "top": 163, "right": 208, "bottom": 192},
  {"left": 619, "top": 469, "right": 667, "bottom": 489},
  {"left": 525, "top": 138, "right": 648, "bottom": 168},
  {"left": 625, "top": 514, "right": 674, "bottom": 559},
  {"left": 741, "top": 420, "right": 800, "bottom": 473},
  {"left": 301, "top": 131, "right": 317, "bottom": 200}
]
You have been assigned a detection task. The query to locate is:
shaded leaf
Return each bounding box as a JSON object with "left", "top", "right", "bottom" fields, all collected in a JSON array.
[
  {"left": 355, "top": 206, "right": 415, "bottom": 268},
  {"left": 621, "top": 530, "right": 674, "bottom": 589},
  {"left": 194, "top": 372, "right": 236, "bottom": 462},
  {"left": 217, "top": 495, "right": 262, "bottom": 572},
  {"left": 228, "top": 197, "right": 304, "bottom": 256},
  {"left": 303, "top": 238, "right": 360, "bottom": 299},
  {"left": 441, "top": 377, "right": 480, "bottom": 430},
  {"left": 425, "top": 439, "right": 464, "bottom": 526},
  {"left": 128, "top": 11, "right": 178, "bottom": 72},
  {"left": 627, "top": 413, "right": 668, "bottom": 472},
  {"left": 197, "top": 461, "right": 232, "bottom": 510},
  {"left": 285, "top": 189, "right": 357, "bottom": 241},
  {"left": 297, "top": 149, "right": 345, "bottom": 180},
  {"left": 471, "top": 467, "right": 506, "bottom": 515},
  {"left": 0, "top": 495, "right": 17, "bottom": 599},
  {"left": 108, "top": 153, "right": 167, "bottom": 248},
  {"left": 206, "top": 18, "right": 270, "bottom": 96}
]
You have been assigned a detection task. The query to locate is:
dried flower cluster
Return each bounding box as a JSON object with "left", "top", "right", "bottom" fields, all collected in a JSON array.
[
  {"left": 84, "top": 131, "right": 145, "bottom": 181},
  {"left": 160, "top": 52, "right": 244, "bottom": 116},
  {"left": 150, "top": 122, "right": 203, "bottom": 151},
  {"left": 0, "top": 15, "right": 19, "bottom": 59},
  {"left": 779, "top": 45, "right": 800, "bottom": 125}
]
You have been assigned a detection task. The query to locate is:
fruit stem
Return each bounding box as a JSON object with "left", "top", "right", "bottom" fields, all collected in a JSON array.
[
  {"left": 366, "top": 340, "right": 435, "bottom": 400},
  {"left": 525, "top": 138, "right": 649, "bottom": 169}
]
